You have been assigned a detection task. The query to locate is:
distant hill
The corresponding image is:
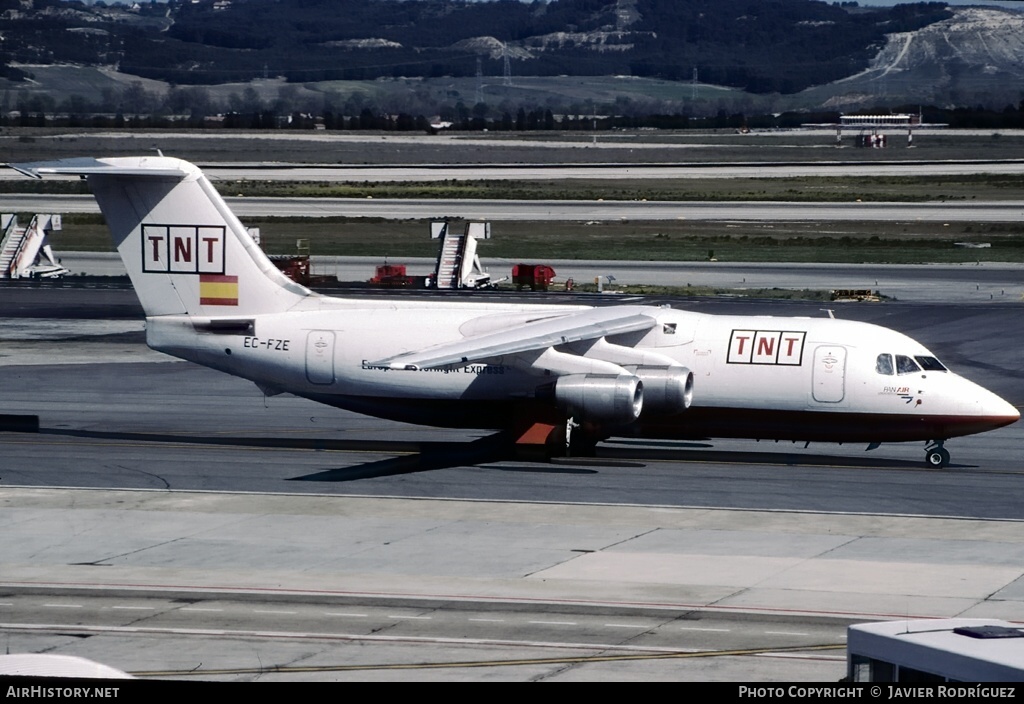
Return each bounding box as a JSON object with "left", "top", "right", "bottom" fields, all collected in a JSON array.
[
  {"left": 2, "top": 0, "right": 954, "bottom": 94},
  {"left": 806, "top": 6, "right": 1024, "bottom": 110},
  {"left": 4, "top": 0, "right": 1024, "bottom": 118}
]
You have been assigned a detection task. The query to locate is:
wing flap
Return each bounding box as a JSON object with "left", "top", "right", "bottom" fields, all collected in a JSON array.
[{"left": 371, "top": 306, "right": 658, "bottom": 370}]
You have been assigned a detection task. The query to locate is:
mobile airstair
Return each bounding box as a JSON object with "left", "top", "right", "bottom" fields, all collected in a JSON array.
[
  {"left": 0, "top": 214, "right": 70, "bottom": 279},
  {"left": 431, "top": 221, "right": 493, "bottom": 289}
]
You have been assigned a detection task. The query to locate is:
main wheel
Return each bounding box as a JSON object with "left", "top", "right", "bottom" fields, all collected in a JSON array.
[
  {"left": 568, "top": 429, "right": 599, "bottom": 457},
  {"left": 925, "top": 448, "right": 950, "bottom": 468}
]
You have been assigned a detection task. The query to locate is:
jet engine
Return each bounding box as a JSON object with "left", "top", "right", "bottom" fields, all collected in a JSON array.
[
  {"left": 554, "top": 374, "right": 644, "bottom": 424},
  {"left": 633, "top": 366, "right": 693, "bottom": 415}
]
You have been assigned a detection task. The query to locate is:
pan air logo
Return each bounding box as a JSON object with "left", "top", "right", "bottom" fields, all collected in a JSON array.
[
  {"left": 142, "top": 224, "right": 225, "bottom": 274},
  {"left": 727, "top": 330, "right": 806, "bottom": 366}
]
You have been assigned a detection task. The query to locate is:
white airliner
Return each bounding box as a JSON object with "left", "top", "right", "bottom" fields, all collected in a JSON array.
[{"left": 9, "top": 156, "right": 1019, "bottom": 468}]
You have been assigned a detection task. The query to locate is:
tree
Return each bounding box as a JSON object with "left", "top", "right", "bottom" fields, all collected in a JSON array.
[{"left": 122, "top": 81, "right": 151, "bottom": 116}]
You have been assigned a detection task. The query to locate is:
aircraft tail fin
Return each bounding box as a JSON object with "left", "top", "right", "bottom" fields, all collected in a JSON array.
[{"left": 8, "top": 156, "right": 313, "bottom": 317}]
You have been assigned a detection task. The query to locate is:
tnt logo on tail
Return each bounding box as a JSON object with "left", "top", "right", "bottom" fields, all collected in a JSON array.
[
  {"left": 141, "top": 224, "right": 237, "bottom": 306},
  {"left": 142, "top": 224, "right": 225, "bottom": 274}
]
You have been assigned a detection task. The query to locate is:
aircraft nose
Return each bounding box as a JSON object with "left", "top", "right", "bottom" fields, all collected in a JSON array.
[
  {"left": 940, "top": 374, "right": 1020, "bottom": 435},
  {"left": 992, "top": 397, "right": 1021, "bottom": 425},
  {"left": 969, "top": 385, "right": 1019, "bottom": 429}
]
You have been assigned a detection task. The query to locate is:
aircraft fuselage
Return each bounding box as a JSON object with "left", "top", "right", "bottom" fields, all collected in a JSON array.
[{"left": 147, "top": 299, "right": 1017, "bottom": 445}]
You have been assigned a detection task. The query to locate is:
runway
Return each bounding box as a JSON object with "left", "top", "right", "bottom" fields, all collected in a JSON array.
[
  {"left": 5, "top": 193, "right": 1024, "bottom": 221},
  {"left": 6, "top": 160, "right": 1022, "bottom": 183},
  {"left": 1, "top": 286, "right": 1022, "bottom": 681},
  {"left": 1, "top": 128, "right": 1023, "bottom": 178}
]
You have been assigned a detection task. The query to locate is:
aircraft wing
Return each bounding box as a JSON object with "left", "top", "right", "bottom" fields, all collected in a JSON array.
[{"left": 371, "top": 305, "right": 659, "bottom": 370}]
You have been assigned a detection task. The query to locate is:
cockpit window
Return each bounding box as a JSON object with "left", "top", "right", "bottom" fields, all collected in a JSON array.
[
  {"left": 915, "top": 356, "right": 947, "bottom": 372},
  {"left": 875, "top": 353, "right": 894, "bottom": 375},
  {"left": 895, "top": 355, "right": 922, "bottom": 375}
]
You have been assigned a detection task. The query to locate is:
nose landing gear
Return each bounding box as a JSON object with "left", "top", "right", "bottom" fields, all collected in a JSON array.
[{"left": 925, "top": 441, "right": 950, "bottom": 468}]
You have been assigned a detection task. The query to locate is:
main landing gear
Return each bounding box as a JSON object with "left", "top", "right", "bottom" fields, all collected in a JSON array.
[
  {"left": 564, "top": 416, "right": 600, "bottom": 457},
  {"left": 925, "top": 440, "right": 950, "bottom": 469}
]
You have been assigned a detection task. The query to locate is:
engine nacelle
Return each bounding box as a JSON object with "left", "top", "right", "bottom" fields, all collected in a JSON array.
[
  {"left": 634, "top": 366, "right": 693, "bottom": 415},
  {"left": 554, "top": 374, "right": 643, "bottom": 424}
]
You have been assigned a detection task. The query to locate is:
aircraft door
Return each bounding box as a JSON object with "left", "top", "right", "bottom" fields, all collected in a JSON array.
[
  {"left": 305, "top": 330, "right": 336, "bottom": 385},
  {"left": 812, "top": 345, "right": 846, "bottom": 403}
]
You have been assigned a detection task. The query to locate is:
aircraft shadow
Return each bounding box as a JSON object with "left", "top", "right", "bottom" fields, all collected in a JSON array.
[
  {"left": 36, "top": 427, "right": 955, "bottom": 474},
  {"left": 291, "top": 458, "right": 601, "bottom": 482},
  {"left": 599, "top": 445, "right": 950, "bottom": 470},
  {"left": 603, "top": 439, "right": 715, "bottom": 450},
  {"left": 483, "top": 464, "right": 600, "bottom": 474},
  {"left": 290, "top": 433, "right": 520, "bottom": 481},
  {"left": 37, "top": 426, "right": 606, "bottom": 479},
  {"left": 40, "top": 427, "right": 436, "bottom": 454}
]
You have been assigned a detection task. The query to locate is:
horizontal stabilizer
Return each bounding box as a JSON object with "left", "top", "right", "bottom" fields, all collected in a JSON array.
[
  {"left": 7, "top": 157, "right": 191, "bottom": 180},
  {"left": 371, "top": 306, "right": 658, "bottom": 370}
]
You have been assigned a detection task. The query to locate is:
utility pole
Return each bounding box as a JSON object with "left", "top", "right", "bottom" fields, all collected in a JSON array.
[{"left": 475, "top": 57, "right": 484, "bottom": 105}]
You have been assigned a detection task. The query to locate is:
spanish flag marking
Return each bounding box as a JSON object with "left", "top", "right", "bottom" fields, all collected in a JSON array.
[{"left": 199, "top": 274, "right": 239, "bottom": 306}]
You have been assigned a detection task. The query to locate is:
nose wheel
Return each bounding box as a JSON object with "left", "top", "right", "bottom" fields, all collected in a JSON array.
[{"left": 925, "top": 441, "right": 950, "bottom": 468}]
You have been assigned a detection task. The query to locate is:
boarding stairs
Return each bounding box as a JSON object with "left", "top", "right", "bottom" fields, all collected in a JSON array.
[
  {"left": 431, "top": 221, "right": 492, "bottom": 290},
  {"left": 0, "top": 214, "right": 20, "bottom": 277},
  {"left": 433, "top": 222, "right": 464, "bottom": 289},
  {"left": 0, "top": 214, "right": 69, "bottom": 279}
]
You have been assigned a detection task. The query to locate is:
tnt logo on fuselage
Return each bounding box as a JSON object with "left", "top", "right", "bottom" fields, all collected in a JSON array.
[
  {"left": 727, "top": 330, "right": 806, "bottom": 366},
  {"left": 142, "top": 224, "right": 226, "bottom": 274}
]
